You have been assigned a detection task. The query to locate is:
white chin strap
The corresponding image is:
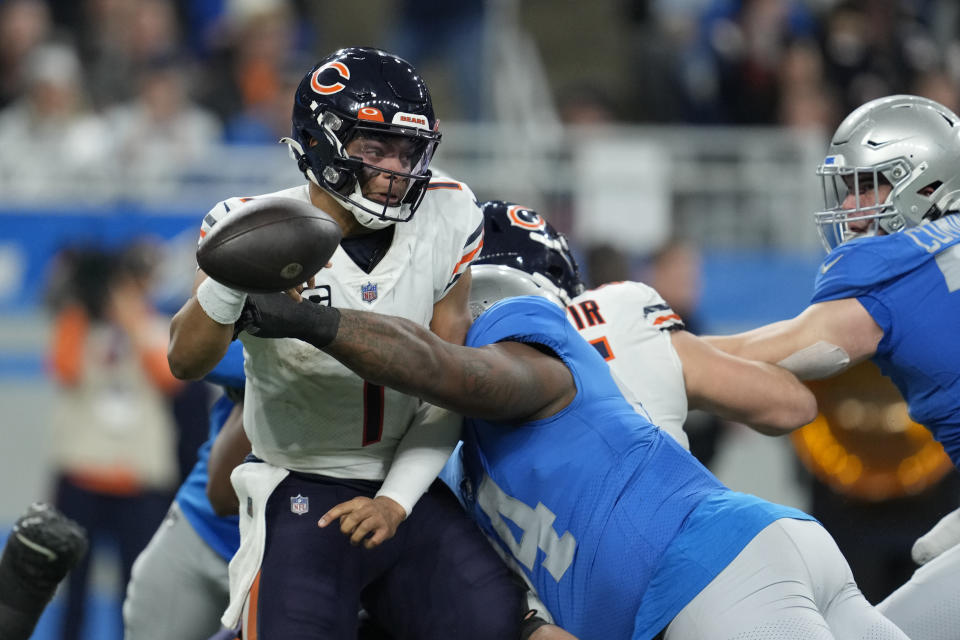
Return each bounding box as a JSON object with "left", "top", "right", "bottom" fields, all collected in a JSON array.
[
  {"left": 281, "top": 136, "right": 408, "bottom": 231},
  {"left": 342, "top": 182, "right": 409, "bottom": 230}
]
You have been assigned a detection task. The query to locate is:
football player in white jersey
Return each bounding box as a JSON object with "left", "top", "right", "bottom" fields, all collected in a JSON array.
[{"left": 166, "top": 48, "right": 522, "bottom": 640}]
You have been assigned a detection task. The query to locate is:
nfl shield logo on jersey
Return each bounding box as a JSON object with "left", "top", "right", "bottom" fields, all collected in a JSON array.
[
  {"left": 361, "top": 282, "right": 378, "bottom": 303},
  {"left": 290, "top": 494, "right": 309, "bottom": 515}
]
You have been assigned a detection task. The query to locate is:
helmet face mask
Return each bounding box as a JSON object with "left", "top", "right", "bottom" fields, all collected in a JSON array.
[
  {"left": 815, "top": 160, "right": 905, "bottom": 250},
  {"left": 470, "top": 201, "right": 585, "bottom": 316},
  {"left": 285, "top": 48, "right": 440, "bottom": 229},
  {"left": 814, "top": 95, "right": 960, "bottom": 251}
]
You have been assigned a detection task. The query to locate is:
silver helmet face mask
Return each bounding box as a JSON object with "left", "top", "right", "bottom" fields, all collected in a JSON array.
[
  {"left": 815, "top": 159, "right": 908, "bottom": 250},
  {"left": 814, "top": 95, "right": 960, "bottom": 251}
]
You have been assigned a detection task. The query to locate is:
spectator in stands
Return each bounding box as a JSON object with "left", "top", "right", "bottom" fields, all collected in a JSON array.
[
  {"left": 0, "top": 0, "right": 51, "bottom": 109},
  {"left": 197, "top": 0, "right": 305, "bottom": 126},
  {"left": 680, "top": 0, "right": 819, "bottom": 124},
  {"left": 776, "top": 39, "right": 841, "bottom": 131},
  {"left": 0, "top": 42, "right": 110, "bottom": 201},
  {"left": 222, "top": 61, "right": 301, "bottom": 145},
  {"left": 46, "top": 240, "right": 182, "bottom": 640},
  {"left": 820, "top": 0, "right": 938, "bottom": 116},
  {"left": 385, "top": 0, "right": 486, "bottom": 121},
  {"left": 104, "top": 52, "right": 221, "bottom": 198},
  {"left": 77, "top": 0, "right": 183, "bottom": 109}
]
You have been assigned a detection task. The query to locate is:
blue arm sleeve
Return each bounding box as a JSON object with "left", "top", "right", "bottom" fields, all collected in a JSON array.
[{"left": 202, "top": 340, "right": 245, "bottom": 389}]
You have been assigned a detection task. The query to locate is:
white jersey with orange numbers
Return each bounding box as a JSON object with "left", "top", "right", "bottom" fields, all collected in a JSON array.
[
  {"left": 198, "top": 179, "right": 484, "bottom": 478},
  {"left": 565, "top": 281, "right": 689, "bottom": 447}
]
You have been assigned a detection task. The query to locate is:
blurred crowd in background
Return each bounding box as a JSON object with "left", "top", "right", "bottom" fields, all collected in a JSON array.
[{"left": 1, "top": 0, "right": 959, "bottom": 192}]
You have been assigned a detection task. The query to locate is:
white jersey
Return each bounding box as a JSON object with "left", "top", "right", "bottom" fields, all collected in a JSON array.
[
  {"left": 565, "top": 281, "right": 689, "bottom": 447},
  {"left": 198, "top": 179, "right": 484, "bottom": 478}
]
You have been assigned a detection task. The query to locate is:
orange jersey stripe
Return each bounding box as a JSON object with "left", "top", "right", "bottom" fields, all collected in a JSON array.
[
  {"left": 451, "top": 238, "right": 484, "bottom": 276},
  {"left": 653, "top": 313, "right": 682, "bottom": 326},
  {"left": 427, "top": 182, "right": 463, "bottom": 191},
  {"left": 246, "top": 570, "right": 262, "bottom": 640}
]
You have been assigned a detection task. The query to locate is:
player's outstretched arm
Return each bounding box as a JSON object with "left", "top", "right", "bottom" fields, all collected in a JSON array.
[
  {"left": 236, "top": 292, "right": 575, "bottom": 423},
  {"left": 703, "top": 299, "right": 883, "bottom": 380},
  {"left": 168, "top": 271, "right": 240, "bottom": 380},
  {"left": 671, "top": 331, "right": 818, "bottom": 435},
  {"left": 329, "top": 309, "right": 574, "bottom": 422}
]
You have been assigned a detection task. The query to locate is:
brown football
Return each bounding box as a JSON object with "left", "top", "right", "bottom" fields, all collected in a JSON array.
[{"left": 197, "top": 197, "right": 342, "bottom": 293}]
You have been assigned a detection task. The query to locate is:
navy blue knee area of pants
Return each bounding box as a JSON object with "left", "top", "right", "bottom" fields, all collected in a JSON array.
[
  {"left": 255, "top": 474, "right": 521, "bottom": 639},
  {"left": 361, "top": 481, "right": 524, "bottom": 640}
]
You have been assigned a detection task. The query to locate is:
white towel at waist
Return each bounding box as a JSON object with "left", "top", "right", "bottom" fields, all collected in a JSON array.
[{"left": 221, "top": 461, "right": 290, "bottom": 629}]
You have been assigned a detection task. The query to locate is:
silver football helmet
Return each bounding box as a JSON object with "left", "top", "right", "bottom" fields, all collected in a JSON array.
[
  {"left": 815, "top": 95, "right": 960, "bottom": 250},
  {"left": 469, "top": 264, "right": 567, "bottom": 320}
]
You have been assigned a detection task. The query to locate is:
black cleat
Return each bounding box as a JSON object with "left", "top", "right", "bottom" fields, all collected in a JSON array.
[{"left": 0, "top": 503, "right": 88, "bottom": 640}]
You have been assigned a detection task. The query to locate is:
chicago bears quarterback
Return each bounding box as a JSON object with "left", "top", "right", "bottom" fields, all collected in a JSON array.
[
  {"left": 232, "top": 207, "right": 907, "bottom": 639},
  {"left": 706, "top": 94, "right": 960, "bottom": 640},
  {"left": 166, "top": 47, "right": 521, "bottom": 640}
]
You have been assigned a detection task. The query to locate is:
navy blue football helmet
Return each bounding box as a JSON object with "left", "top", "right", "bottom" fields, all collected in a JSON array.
[
  {"left": 470, "top": 200, "right": 584, "bottom": 316},
  {"left": 283, "top": 47, "right": 441, "bottom": 229}
]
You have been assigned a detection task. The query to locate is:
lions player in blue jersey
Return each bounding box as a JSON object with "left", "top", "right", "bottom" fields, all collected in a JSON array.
[
  {"left": 234, "top": 229, "right": 907, "bottom": 639},
  {"left": 706, "top": 94, "right": 960, "bottom": 640},
  {"left": 123, "top": 342, "right": 245, "bottom": 640}
]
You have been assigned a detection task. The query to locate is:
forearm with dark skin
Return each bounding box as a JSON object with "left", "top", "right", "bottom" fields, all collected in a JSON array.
[{"left": 324, "top": 309, "right": 574, "bottom": 424}]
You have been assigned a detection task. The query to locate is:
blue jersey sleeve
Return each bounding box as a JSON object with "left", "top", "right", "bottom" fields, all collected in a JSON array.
[
  {"left": 811, "top": 241, "right": 893, "bottom": 303},
  {"left": 466, "top": 296, "right": 570, "bottom": 352},
  {"left": 202, "top": 340, "right": 245, "bottom": 390}
]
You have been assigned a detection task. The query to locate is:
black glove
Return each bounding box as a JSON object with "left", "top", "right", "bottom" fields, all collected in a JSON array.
[
  {"left": 234, "top": 293, "right": 341, "bottom": 349},
  {"left": 520, "top": 609, "right": 552, "bottom": 640},
  {"left": 0, "top": 503, "right": 88, "bottom": 639}
]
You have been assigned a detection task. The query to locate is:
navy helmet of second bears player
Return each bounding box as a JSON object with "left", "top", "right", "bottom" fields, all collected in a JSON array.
[
  {"left": 282, "top": 47, "right": 441, "bottom": 230},
  {"left": 469, "top": 200, "right": 585, "bottom": 318},
  {"left": 815, "top": 94, "right": 960, "bottom": 250}
]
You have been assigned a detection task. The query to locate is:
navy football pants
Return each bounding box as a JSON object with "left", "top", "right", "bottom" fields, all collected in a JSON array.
[{"left": 251, "top": 473, "right": 522, "bottom": 639}]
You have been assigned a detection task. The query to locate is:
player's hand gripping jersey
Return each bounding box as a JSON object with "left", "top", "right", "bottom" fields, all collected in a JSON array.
[
  {"left": 198, "top": 180, "right": 483, "bottom": 479},
  {"left": 811, "top": 215, "right": 960, "bottom": 466},
  {"left": 566, "top": 282, "right": 688, "bottom": 446}
]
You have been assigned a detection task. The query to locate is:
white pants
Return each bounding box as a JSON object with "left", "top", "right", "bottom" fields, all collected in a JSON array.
[
  {"left": 664, "top": 519, "right": 909, "bottom": 640},
  {"left": 123, "top": 502, "right": 231, "bottom": 640},
  {"left": 878, "top": 538, "right": 960, "bottom": 640}
]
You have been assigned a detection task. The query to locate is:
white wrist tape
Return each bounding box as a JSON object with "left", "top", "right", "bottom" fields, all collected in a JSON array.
[
  {"left": 196, "top": 278, "right": 247, "bottom": 325},
  {"left": 777, "top": 340, "right": 850, "bottom": 380}
]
